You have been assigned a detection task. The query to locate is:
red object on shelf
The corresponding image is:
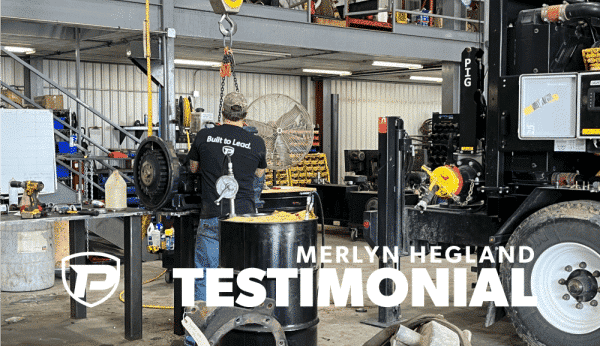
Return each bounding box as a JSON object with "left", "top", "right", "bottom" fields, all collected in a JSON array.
[
  {"left": 109, "top": 151, "right": 128, "bottom": 158},
  {"left": 346, "top": 17, "right": 392, "bottom": 31}
]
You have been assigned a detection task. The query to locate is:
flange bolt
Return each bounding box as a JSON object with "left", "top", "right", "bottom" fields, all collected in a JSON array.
[
  {"left": 591, "top": 300, "right": 598, "bottom": 307},
  {"left": 563, "top": 294, "right": 571, "bottom": 300},
  {"left": 576, "top": 302, "right": 584, "bottom": 309},
  {"left": 559, "top": 279, "right": 566, "bottom": 285},
  {"left": 565, "top": 265, "right": 573, "bottom": 272},
  {"left": 580, "top": 262, "right": 587, "bottom": 269},
  {"left": 594, "top": 271, "right": 600, "bottom": 278}
]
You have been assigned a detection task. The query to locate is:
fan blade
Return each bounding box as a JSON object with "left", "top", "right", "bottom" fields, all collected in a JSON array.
[
  {"left": 245, "top": 119, "right": 276, "bottom": 138},
  {"left": 275, "top": 104, "right": 304, "bottom": 130}
]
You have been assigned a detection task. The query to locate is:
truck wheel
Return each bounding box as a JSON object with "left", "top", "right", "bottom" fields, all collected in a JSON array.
[{"left": 501, "top": 200, "right": 600, "bottom": 346}]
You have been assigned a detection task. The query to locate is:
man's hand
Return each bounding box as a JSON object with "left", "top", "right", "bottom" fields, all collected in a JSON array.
[
  {"left": 190, "top": 160, "right": 199, "bottom": 173},
  {"left": 255, "top": 168, "right": 265, "bottom": 177}
]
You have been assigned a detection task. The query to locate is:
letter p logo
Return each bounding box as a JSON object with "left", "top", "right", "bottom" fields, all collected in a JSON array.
[{"left": 62, "top": 252, "right": 120, "bottom": 308}]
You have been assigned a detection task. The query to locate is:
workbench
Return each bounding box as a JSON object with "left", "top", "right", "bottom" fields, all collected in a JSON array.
[{"left": 0, "top": 208, "right": 149, "bottom": 340}]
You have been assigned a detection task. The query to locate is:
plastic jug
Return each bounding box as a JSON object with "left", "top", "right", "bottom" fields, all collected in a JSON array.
[{"left": 105, "top": 170, "right": 127, "bottom": 210}]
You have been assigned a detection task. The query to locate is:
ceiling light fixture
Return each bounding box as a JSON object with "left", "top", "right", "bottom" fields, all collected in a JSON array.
[
  {"left": 233, "top": 48, "right": 291, "bottom": 58},
  {"left": 373, "top": 61, "right": 423, "bottom": 69},
  {"left": 4, "top": 46, "right": 36, "bottom": 54},
  {"left": 303, "top": 69, "right": 352, "bottom": 76},
  {"left": 174, "top": 59, "right": 221, "bottom": 67},
  {"left": 410, "top": 76, "right": 443, "bottom": 82}
]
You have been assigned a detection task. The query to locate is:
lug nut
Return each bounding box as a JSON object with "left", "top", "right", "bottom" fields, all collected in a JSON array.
[
  {"left": 563, "top": 294, "right": 571, "bottom": 300},
  {"left": 580, "top": 262, "right": 587, "bottom": 269},
  {"left": 591, "top": 300, "right": 598, "bottom": 307},
  {"left": 566, "top": 265, "right": 573, "bottom": 272},
  {"left": 576, "top": 302, "right": 584, "bottom": 309},
  {"left": 559, "top": 279, "right": 566, "bottom": 285}
]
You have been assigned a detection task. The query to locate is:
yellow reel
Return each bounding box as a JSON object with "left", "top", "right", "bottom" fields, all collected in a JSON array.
[{"left": 422, "top": 165, "right": 464, "bottom": 199}]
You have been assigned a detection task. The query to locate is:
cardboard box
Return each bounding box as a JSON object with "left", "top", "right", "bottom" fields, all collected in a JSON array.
[
  {"left": 2, "top": 89, "right": 23, "bottom": 108},
  {"left": 34, "top": 95, "right": 64, "bottom": 110}
]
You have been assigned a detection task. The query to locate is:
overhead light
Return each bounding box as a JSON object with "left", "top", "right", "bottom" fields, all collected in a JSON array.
[
  {"left": 4, "top": 46, "right": 36, "bottom": 54},
  {"left": 303, "top": 69, "right": 352, "bottom": 76},
  {"left": 233, "top": 48, "right": 291, "bottom": 58},
  {"left": 174, "top": 59, "right": 221, "bottom": 67},
  {"left": 373, "top": 61, "right": 423, "bottom": 69},
  {"left": 410, "top": 76, "right": 443, "bottom": 82}
]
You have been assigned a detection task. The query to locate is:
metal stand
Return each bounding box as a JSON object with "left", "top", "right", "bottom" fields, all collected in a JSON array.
[
  {"left": 362, "top": 117, "right": 409, "bottom": 328},
  {"left": 158, "top": 211, "right": 198, "bottom": 335},
  {"left": 124, "top": 216, "right": 142, "bottom": 340}
]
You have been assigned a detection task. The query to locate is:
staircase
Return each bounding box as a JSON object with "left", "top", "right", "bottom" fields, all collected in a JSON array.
[{"left": 0, "top": 46, "right": 141, "bottom": 205}]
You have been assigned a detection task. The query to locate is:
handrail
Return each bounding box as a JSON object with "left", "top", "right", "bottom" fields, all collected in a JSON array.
[
  {"left": 55, "top": 160, "right": 105, "bottom": 192},
  {"left": 0, "top": 80, "right": 113, "bottom": 155},
  {"left": 1, "top": 46, "right": 142, "bottom": 144}
]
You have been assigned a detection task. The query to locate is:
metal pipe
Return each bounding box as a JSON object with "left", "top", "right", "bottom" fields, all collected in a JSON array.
[
  {"left": 392, "top": 0, "right": 396, "bottom": 32},
  {"left": 76, "top": 28, "right": 84, "bottom": 200},
  {"left": 55, "top": 160, "right": 105, "bottom": 192},
  {"left": 344, "top": 0, "right": 349, "bottom": 19},
  {"left": 54, "top": 129, "right": 89, "bottom": 153},
  {"left": 95, "top": 159, "right": 135, "bottom": 184},
  {"left": 347, "top": 8, "right": 390, "bottom": 16},
  {"left": 307, "top": 0, "right": 312, "bottom": 24},
  {"left": 53, "top": 116, "right": 111, "bottom": 154},
  {"left": 395, "top": 9, "right": 482, "bottom": 23},
  {"left": 1, "top": 46, "right": 142, "bottom": 144},
  {"left": 40, "top": 40, "right": 129, "bottom": 59}
]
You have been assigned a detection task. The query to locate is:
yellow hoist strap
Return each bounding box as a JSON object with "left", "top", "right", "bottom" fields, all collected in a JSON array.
[{"left": 146, "top": 0, "right": 153, "bottom": 137}]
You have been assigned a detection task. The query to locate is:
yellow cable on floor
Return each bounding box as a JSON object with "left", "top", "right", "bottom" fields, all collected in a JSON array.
[{"left": 118, "top": 269, "right": 174, "bottom": 309}]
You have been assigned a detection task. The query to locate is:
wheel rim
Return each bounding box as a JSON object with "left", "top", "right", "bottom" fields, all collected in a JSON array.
[{"left": 531, "top": 242, "right": 600, "bottom": 334}]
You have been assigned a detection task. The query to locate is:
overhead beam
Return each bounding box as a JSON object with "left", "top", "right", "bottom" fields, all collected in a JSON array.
[{"left": 2, "top": 0, "right": 478, "bottom": 62}]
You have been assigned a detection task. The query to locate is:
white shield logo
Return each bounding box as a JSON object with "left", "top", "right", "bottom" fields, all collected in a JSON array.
[
  {"left": 222, "top": 146, "right": 235, "bottom": 156},
  {"left": 62, "top": 252, "right": 120, "bottom": 308}
]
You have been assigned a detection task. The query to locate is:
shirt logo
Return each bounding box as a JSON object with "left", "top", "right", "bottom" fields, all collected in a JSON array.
[{"left": 223, "top": 146, "right": 235, "bottom": 156}]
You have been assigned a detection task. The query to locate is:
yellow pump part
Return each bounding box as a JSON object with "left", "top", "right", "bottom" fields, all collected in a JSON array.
[{"left": 422, "top": 165, "right": 464, "bottom": 198}]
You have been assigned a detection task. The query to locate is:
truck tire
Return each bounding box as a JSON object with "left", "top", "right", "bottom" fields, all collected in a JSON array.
[{"left": 501, "top": 200, "right": 600, "bottom": 346}]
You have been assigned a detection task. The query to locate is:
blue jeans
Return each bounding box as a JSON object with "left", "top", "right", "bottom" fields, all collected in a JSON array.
[
  {"left": 185, "top": 217, "right": 219, "bottom": 346},
  {"left": 194, "top": 217, "right": 220, "bottom": 301}
]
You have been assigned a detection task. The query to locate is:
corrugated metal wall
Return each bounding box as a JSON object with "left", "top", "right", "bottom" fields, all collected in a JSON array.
[
  {"left": 331, "top": 80, "right": 441, "bottom": 182},
  {"left": 1, "top": 57, "right": 306, "bottom": 151},
  {"left": 2, "top": 57, "right": 440, "bottom": 183}
]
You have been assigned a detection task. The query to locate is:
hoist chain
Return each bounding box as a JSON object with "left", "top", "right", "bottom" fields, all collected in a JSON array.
[{"left": 218, "top": 49, "right": 240, "bottom": 123}]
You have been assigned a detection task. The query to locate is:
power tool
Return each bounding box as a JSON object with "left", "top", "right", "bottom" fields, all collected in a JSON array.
[{"left": 11, "top": 180, "right": 44, "bottom": 219}]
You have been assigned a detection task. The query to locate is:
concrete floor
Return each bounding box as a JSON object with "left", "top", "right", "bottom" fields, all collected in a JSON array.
[{"left": 2, "top": 228, "right": 527, "bottom": 346}]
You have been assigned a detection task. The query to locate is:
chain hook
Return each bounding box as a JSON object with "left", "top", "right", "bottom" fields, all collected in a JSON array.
[{"left": 219, "top": 14, "right": 237, "bottom": 38}]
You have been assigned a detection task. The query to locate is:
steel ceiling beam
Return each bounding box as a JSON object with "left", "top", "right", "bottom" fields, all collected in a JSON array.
[{"left": 2, "top": 0, "right": 478, "bottom": 62}]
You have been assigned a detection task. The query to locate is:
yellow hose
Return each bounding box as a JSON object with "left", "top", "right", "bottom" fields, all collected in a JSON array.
[
  {"left": 118, "top": 269, "right": 174, "bottom": 309},
  {"left": 146, "top": 0, "right": 153, "bottom": 137}
]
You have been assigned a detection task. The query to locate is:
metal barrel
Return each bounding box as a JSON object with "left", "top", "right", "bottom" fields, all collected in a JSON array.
[
  {"left": 219, "top": 217, "right": 319, "bottom": 346},
  {"left": 1, "top": 221, "right": 55, "bottom": 292}
]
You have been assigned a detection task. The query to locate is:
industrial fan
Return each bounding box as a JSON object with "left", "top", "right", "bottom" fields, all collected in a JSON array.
[{"left": 245, "top": 94, "right": 314, "bottom": 171}]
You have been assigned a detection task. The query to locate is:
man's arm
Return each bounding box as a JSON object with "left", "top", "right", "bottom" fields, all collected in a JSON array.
[
  {"left": 255, "top": 168, "right": 265, "bottom": 177},
  {"left": 190, "top": 160, "right": 199, "bottom": 173}
]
